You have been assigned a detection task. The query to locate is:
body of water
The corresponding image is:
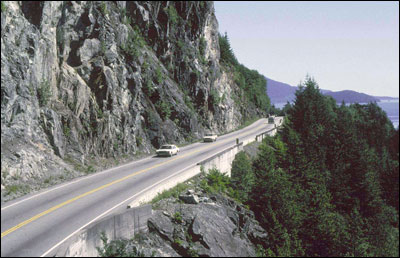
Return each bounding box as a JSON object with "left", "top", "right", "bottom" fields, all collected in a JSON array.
[
  {"left": 377, "top": 100, "right": 399, "bottom": 129},
  {"left": 273, "top": 100, "right": 399, "bottom": 129}
]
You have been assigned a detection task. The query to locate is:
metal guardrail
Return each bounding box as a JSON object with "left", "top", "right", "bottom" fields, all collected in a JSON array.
[
  {"left": 197, "top": 117, "right": 285, "bottom": 166},
  {"left": 255, "top": 127, "right": 276, "bottom": 142}
]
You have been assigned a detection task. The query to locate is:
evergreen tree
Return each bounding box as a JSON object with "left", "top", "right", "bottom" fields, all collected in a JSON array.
[
  {"left": 230, "top": 151, "right": 255, "bottom": 202},
  {"left": 229, "top": 75, "right": 399, "bottom": 257}
]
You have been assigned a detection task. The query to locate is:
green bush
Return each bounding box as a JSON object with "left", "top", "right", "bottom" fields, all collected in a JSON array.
[
  {"left": 86, "top": 165, "right": 95, "bottom": 174},
  {"left": 63, "top": 125, "right": 71, "bottom": 137},
  {"left": 210, "top": 89, "right": 221, "bottom": 106},
  {"left": 173, "top": 212, "right": 183, "bottom": 224},
  {"left": 184, "top": 95, "right": 195, "bottom": 113},
  {"left": 96, "top": 232, "right": 146, "bottom": 257},
  {"left": 155, "top": 66, "right": 164, "bottom": 84},
  {"left": 151, "top": 183, "right": 189, "bottom": 205},
  {"left": 1, "top": 1, "right": 7, "bottom": 13},
  {"left": 99, "top": 2, "right": 108, "bottom": 16},
  {"left": 37, "top": 79, "right": 51, "bottom": 107},
  {"left": 199, "top": 36, "right": 206, "bottom": 57},
  {"left": 155, "top": 101, "right": 172, "bottom": 120},
  {"left": 136, "top": 136, "right": 143, "bottom": 146},
  {"left": 121, "top": 26, "right": 145, "bottom": 59},
  {"left": 202, "top": 168, "right": 231, "bottom": 194},
  {"left": 143, "top": 80, "right": 155, "bottom": 96},
  {"left": 165, "top": 5, "right": 179, "bottom": 26},
  {"left": 142, "top": 60, "right": 149, "bottom": 71}
]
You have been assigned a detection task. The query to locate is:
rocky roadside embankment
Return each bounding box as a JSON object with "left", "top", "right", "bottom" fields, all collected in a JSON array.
[{"left": 95, "top": 169, "right": 268, "bottom": 257}]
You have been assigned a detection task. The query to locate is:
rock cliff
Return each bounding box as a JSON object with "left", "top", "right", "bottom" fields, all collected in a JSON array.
[{"left": 1, "top": 1, "right": 266, "bottom": 201}]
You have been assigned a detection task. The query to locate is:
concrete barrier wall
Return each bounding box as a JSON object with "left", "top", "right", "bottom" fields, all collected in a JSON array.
[
  {"left": 56, "top": 205, "right": 152, "bottom": 257},
  {"left": 197, "top": 143, "right": 243, "bottom": 177}
]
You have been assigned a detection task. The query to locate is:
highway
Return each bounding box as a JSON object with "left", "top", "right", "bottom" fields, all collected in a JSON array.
[{"left": 1, "top": 118, "right": 277, "bottom": 257}]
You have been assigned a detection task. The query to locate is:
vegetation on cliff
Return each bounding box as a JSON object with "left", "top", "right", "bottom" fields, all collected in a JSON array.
[
  {"left": 219, "top": 33, "right": 271, "bottom": 112},
  {"left": 1, "top": 1, "right": 270, "bottom": 201}
]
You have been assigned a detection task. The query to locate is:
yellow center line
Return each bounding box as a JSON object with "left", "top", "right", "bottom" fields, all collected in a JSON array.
[{"left": 1, "top": 121, "right": 268, "bottom": 238}]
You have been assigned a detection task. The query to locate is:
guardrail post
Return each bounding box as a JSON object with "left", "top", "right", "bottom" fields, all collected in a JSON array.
[{"left": 236, "top": 138, "right": 239, "bottom": 145}]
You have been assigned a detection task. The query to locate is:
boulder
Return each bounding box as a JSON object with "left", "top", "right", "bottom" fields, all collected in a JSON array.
[{"left": 179, "top": 194, "right": 199, "bottom": 204}]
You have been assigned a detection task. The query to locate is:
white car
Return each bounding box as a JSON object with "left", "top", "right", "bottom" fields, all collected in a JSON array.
[
  {"left": 156, "top": 144, "right": 180, "bottom": 157},
  {"left": 203, "top": 133, "right": 218, "bottom": 142}
]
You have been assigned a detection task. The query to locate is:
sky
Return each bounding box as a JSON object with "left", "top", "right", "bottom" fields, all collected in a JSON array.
[{"left": 214, "top": 1, "right": 399, "bottom": 97}]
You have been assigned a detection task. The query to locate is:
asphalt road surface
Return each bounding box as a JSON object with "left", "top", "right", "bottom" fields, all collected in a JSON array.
[{"left": 1, "top": 118, "right": 278, "bottom": 257}]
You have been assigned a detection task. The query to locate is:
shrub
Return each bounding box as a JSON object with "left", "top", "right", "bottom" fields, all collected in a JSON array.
[
  {"left": 136, "top": 136, "right": 143, "bottom": 146},
  {"left": 121, "top": 26, "right": 145, "bottom": 59},
  {"left": 173, "top": 212, "right": 183, "bottom": 224},
  {"left": 155, "top": 101, "right": 172, "bottom": 120},
  {"left": 96, "top": 232, "right": 146, "bottom": 257},
  {"left": 37, "top": 79, "right": 51, "bottom": 107},
  {"left": 155, "top": 66, "right": 164, "bottom": 84},
  {"left": 5, "top": 184, "right": 30, "bottom": 196},
  {"left": 142, "top": 60, "right": 149, "bottom": 71},
  {"left": 199, "top": 36, "right": 206, "bottom": 57},
  {"left": 165, "top": 5, "right": 179, "bottom": 26},
  {"left": 151, "top": 183, "right": 189, "bottom": 205},
  {"left": 86, "top": 165, "right": 95, "bottom": 174},
  {"left": 1, "top": 1, "right": 7, "bottom": 13},
  {"left": 99, "top": 2, "right": 108, "bottom": 16},
  {"left": 143, "top": 80, "right": 155, "bottom": 96},
  {"left": 63, "top": 125, "right": 71, "bottom": 137},
  {"left": 210, "top": 89, "right": 221, "bottom": 106},
  {"left": 202, "top": 168, "right": 231, "bottom": 193}
]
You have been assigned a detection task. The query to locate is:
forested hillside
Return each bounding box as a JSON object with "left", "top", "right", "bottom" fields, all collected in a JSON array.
[{"left": 230, "top": 76, "right": 399, "bottom": 256}]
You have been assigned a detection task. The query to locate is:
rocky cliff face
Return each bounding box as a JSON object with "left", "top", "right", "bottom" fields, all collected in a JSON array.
[{"left": 1, "top": 1, "right": 265, "bottom": 201}]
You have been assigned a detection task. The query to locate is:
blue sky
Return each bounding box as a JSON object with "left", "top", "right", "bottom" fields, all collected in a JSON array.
[{"left": 214, "top": 1, "right": 399, "bottom": 97}]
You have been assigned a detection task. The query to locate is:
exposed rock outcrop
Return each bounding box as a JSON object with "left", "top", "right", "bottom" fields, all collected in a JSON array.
[
  {"left": 98, "top": 188, "right": 268, "bottom": 257},
  {"left": 1, "top": 1, "right": 266, "bottom": 201}
]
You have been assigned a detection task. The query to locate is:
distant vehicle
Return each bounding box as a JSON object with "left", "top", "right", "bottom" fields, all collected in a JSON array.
[
  {"left": 203, "top": 133, "right": 218, "bottom": 142},
  {"left": 156, "top": 145, "right": 180, "bottom": 157},
  {"left": 268, "top": 116, "right": 275, "bottom": 124}
]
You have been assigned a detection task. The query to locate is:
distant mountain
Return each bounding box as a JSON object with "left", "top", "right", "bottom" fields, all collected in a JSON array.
[
  {"left": 324, "top": 90, "right": 379, "bottom": 103},
  {"left": 266, "top": 77, "right": 384, "bottom": 104},
  {"left": 266, "top": 77, "right": 297, "bottom": 103}
]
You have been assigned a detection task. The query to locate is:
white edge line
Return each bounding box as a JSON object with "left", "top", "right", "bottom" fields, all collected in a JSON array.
[
  {"left": 40, "top": 162, "right": 199, "bottom": 257},
  {"left": 40, "top": 120, "right": 275, "bottom": 257},
  {"left": 1, "top": 156, "right": 153, "bottom": 211}
]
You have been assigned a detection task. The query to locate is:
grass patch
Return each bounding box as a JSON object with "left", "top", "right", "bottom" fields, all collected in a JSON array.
[
  {"left": 151, "top": 182, "right": 189, "bottom": 206},
  {"left": 96, "top": 232, "right": 147, "bottom": 257},
  {"left": 173, "top": 211, "right": 183, "bottom": 224},
  {"left": 4, "top": 184, "right": 30, "bottom": 196}
]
